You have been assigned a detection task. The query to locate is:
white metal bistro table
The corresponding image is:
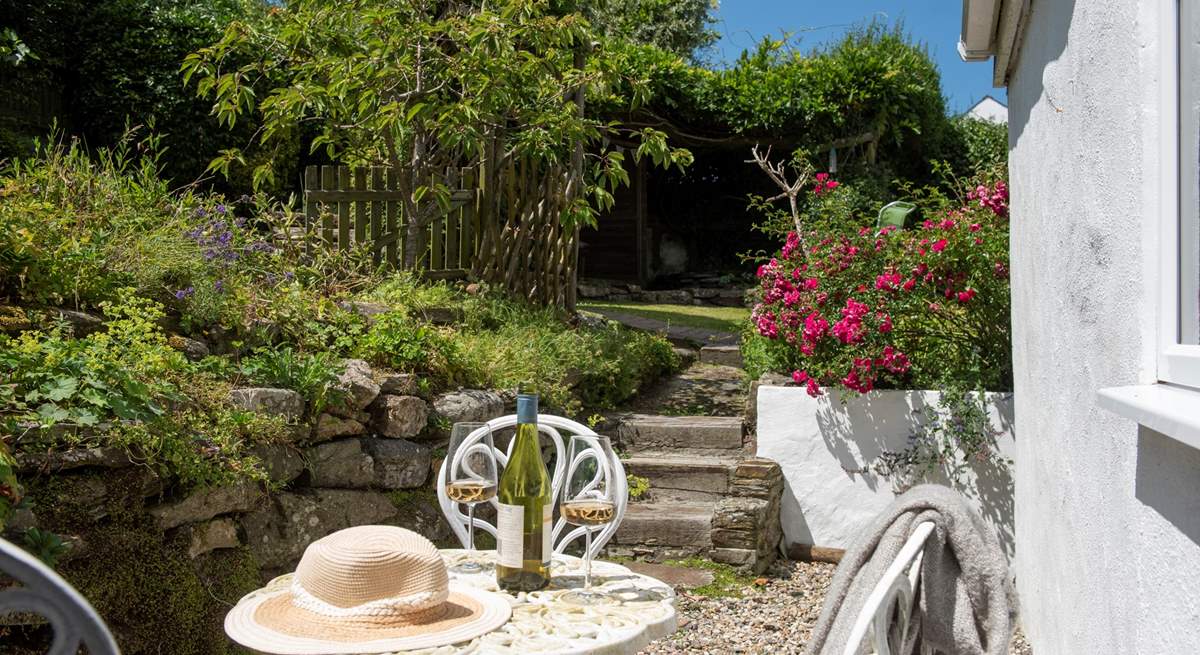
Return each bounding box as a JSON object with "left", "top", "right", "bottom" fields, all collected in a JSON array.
[{"left": 243, "top": 549, "right": 677, "bottom": 655}]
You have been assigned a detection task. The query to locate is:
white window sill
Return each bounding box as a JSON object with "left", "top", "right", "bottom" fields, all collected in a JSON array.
[{"left": 1097, "top": 383, "right": 1200, "bottom": 450}]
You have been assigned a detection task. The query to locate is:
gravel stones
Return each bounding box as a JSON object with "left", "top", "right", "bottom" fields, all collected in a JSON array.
[
  {"left": 639, "top": 558, "right": 1033, "bottom": 654},
  {"left": 370, "top": 395, "right": 429, "bottom": 438},
  {"left": 229, "top": 387, "right": 304, "bottom": 420}
]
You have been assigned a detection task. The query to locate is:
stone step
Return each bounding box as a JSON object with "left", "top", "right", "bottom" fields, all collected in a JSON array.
[
  {"left": 622, "top": 452, "right": 739, "bottom": 498},
  {"left": 613, "top": 501, "right": 714, "bottom": 549},
  {"left": 616, "top": 414, "right": 745, "bottom": 452},
  {"left": 699, "top": 344, "right": 743, "bottom": 368}
]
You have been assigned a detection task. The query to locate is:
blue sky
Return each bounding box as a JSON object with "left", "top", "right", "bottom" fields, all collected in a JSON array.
[{"left": 708, "top": 1, "right": 1005, "bottom": 115}]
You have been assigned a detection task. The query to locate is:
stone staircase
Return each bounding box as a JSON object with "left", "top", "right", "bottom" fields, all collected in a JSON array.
[{"left": 606, "top": 413, "right": 783, "bottom": 573}]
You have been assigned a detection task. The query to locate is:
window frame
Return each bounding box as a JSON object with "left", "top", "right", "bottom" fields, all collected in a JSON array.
[{"left": 1160, "top": 0, "right": 1200, "bottom": 388}]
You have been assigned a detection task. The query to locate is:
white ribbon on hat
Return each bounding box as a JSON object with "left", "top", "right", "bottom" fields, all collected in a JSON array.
[{"left": 289, "top": 578, "right": 449, "bottom": 618}]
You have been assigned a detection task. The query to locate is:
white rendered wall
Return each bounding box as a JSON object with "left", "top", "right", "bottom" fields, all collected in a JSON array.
[
  {"left": 756, "top": 387, "right": 1015, "bottom": 560},
  {"left": 1007, "top": 0, "right": 1200, "bottom": 652}
]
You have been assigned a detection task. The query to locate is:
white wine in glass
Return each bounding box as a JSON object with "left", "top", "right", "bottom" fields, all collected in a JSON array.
[
  {"left": 560, "top": 434, "right": 617, "bottom": 605},
  {"left": 445, "top": 422, "right": 498, "bottom": 574}
]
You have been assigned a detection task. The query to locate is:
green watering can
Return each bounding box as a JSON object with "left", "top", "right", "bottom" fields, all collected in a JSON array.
[{"left": 877, "top": 200, "right": 917, "bottom": 231}]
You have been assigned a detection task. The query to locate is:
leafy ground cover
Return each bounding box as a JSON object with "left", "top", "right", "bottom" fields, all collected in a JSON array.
[
  {"left": 0, "top": 138, "right": 677, "bottom": 511},
  {"left": 580, "top": 300, "right": 749, "bottom": 334}
]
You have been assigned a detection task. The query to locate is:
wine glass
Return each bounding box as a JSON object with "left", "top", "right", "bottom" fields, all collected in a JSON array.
[
  {"left": 445, "top": 422, "right": 498, "bottom": 574},
  {"left": 560, "top": 434, "right": 618, "bottom": 605}
]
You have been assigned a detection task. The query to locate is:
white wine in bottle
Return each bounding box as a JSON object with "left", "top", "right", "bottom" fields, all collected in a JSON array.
[{"left": 495, "top": 393, "right": 553, "bottom": 592}]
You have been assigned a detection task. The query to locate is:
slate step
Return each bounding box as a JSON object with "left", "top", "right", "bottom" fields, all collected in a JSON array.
[
  {"left": 699, "top": 344, "right": 743, "bottom": 368},
  {"left": 616, "top": 414, "right": 745, "bottom": 452},
  {"left": 613, "top": 501, "right": 714, "bottom": 549},
  {"left": 622, "top": 452, "right": 739, "bottom": 500}
]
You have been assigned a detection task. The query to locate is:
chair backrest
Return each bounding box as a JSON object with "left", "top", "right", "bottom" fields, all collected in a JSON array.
[
  {"left": 877, "top": 200, "right": 917, "bottom": 231},
  {"left": 435, "top": 414, "right": 627, "bottom": 560},
  {"left": 0, "top": 537, "right": 121, "bottom": 655},
  {"left": 842, "top": 521, "right": 936, "bottom": 655}
]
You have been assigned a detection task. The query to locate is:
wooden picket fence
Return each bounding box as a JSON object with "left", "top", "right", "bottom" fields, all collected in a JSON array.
[{"left": 302, "top": 165, "right": 479, "bottom": 276}]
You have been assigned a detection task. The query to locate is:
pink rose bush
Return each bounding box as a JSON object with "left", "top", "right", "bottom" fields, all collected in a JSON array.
[{"left": 747, "top": 176, "right": 1012, "bottom": 395}]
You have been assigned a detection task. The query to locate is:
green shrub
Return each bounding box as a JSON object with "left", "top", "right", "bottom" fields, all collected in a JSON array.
[
  {"left": 239, "top": 346, "right": 345, "bottom": 414},
  {"left": 1, "top": 291, "right": 287, "bottom": 489}
]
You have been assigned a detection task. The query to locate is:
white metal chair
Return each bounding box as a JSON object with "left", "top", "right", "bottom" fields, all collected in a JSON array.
[
  {"left": 436, "top": 414, "right": 627, "bottom": 560},
  {"left": 843, "top": 521, "right": 936, "bottom": 655},
  {"left": 0, "top": 537, "right": 121, "bottom": 654}
]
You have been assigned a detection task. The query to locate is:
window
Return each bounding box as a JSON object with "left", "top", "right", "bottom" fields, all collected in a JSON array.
[{"left": 1161, "top": 0, "right": 1200, "bottom": 387}]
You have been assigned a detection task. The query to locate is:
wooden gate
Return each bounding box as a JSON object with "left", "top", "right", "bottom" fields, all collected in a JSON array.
[{"left": 302, "top": 165, "right": 479, "bottom": 276}]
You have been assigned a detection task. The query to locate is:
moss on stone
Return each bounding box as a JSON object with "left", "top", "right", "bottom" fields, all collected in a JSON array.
[
  {"left": 664, "top": 557, "right": 755, "bottom": 598},
  {"left": 23, "top": 471, "right": 263, "bottom": 654}
]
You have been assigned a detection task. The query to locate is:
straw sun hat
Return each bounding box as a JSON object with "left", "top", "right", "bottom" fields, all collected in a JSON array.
[{"left": 225, "top": 526, "right": 511, "bottom": 654}]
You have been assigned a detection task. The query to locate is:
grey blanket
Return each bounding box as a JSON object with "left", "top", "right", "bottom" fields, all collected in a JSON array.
[{"left": 803, "top": 484, "right": 1017, "bottom": 655}]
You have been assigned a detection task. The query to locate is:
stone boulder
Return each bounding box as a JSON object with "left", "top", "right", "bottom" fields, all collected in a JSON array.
[
  {"left": 229, "top": 388, "right": 304, "bottom": 420},
  {"left": 361, "top": 438, "right": 431, "bottom": 489},
  {"left": 16, "top": 446, "right": 130, "bottom": 473},
  {"left": 432, "top": 390, "right": 504, "bottom": 426},
  {"left": 370, "top": 395, "right": 429, "bottom": 438},
  {"left": 167, "top": 335, "right": 210, "bottom": 361},
  {"left": 52, "top": 308, "right": 105, "bottom": 337},
  {"left": 338, "top": 300, "right": 391, "bottom": 325},
  {"left": 186, "top": 518, "right": 241, "bottom": 558},
  {"left": 252, "top": 443, "right": 305, "bottom": 484},
  {"left": 415, "top": 306, "right": 464, "bottom": 325},
  {"left": 306, "top": 439, "right": 374, "bottom": 488},
  {"left": 333, "top": 359, "right": 380, "bottom": 412},
  {"left": 312, "top": 413, "right": 367, "bottom": 443},
  {"left": 149, "top": 481, "right": 261, "bottom": 530},
  {"left": 378, "top": 373, "right": 418, "bottom": 396},
  {"left": 239, "top": 489, "right": 400, "bottom": 572}
]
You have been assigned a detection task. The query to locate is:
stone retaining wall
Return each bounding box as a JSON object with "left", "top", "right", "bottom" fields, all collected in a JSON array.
[
  {"left": 577, "top": 279, "right": 751, "bottom": 307},
  {"left": 2, "top": 357, "right": 518, "bottom": 650}
]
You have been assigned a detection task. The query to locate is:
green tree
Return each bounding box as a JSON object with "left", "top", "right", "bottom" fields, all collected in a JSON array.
[
  {"left": 185, "top": 0, "right": 688, "bottom": 298},
  {"left": 581, "top": 0, "right": 718, "bottom": 58}
]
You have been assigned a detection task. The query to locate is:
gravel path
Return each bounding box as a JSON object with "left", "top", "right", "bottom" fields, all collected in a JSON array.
[{"left": 639, "top": 559, "right": 1032, "bottom": 655}]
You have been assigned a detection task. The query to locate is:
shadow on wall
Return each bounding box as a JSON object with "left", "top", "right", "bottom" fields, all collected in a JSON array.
[
  {"left": 1005, "top": 0, "right": 1075, "bottom": 151},
  {"left": 1135, "top": 428, "right": 1200, "bottom": 547},
  {"left": 815, "top": 392, "right": 1016, "bottom": 559}
]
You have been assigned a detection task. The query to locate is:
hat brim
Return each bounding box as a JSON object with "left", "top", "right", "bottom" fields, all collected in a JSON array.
[{"left": 225, "top": 579, "right": 512, "bottom": 654}]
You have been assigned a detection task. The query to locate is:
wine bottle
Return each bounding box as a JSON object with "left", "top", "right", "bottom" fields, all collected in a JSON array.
[{"left": 496, "top": 393, "right": 553, "bottom": 592}]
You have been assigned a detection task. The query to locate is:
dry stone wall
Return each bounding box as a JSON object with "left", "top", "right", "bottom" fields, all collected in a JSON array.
[{"left": 4, "top": 357, "right": 521, "bottom": 582}]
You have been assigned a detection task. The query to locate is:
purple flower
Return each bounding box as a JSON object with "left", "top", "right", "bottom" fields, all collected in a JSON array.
[
  {"left": 214, "top": 279, "right": 225, "bottom": 293},
  {"left": 284, "top": 271, "right": 295, "bottom": 281},
  {"left": 217, "top": 231, "right": 232, "bottom": 246},
  {"left": 234, "top": 217, "right": 247, "bottom": 228},
  {"left": 193, "top": 207, "right": 208, "bottom": 218},
  {"left": 216, "top": 204, "right": 227, "bottom": 214},
  {"left": 203, "top": 249, "right": 217, "bottom": 261},
  {"left": 174, "top": 287, "right": 194, "bottom": 300}
]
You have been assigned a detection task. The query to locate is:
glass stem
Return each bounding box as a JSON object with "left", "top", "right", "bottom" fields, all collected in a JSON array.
[
  {"left": 467, "top": 503, "right": 475, "bottom": 551},
  {"left": 584, "top": 528, "right": 593, "bottom": 590}
]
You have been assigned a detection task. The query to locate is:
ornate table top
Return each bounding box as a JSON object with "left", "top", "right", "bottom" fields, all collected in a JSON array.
[{"left": 246, "top": 549, "right": 677, "bottom": 655}]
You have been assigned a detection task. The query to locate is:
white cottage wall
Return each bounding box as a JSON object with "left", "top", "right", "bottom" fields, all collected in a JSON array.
[{"left": 1007, "top": 0, "right": 1200, "bottom": 652}]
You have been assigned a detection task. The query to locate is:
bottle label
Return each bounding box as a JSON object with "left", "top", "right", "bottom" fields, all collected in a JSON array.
[{"left": 497, "top": 503, "right": 524, "bottom": 568}]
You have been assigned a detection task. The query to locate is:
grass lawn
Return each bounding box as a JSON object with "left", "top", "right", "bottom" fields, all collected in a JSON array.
[{"left": 580, "top": 300, "right": 750, "bottom": 334}]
